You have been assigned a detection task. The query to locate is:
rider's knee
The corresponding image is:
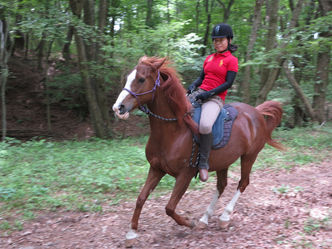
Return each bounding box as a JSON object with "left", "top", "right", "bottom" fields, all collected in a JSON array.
[{"left": 199, "top": 124, "right": 212, "bottom": 134}]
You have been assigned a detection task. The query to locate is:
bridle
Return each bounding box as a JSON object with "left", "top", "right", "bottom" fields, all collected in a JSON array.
[
  {"left": 122, "top": 71, "right": 177, "bottom": 122},
  {"left": 123, "top": 70, "right": 161, "bottom": 105}
]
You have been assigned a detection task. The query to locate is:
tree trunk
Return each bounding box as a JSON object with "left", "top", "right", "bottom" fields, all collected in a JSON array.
[
  {"left": 201, "top": 0, "right": 214, "bottom": 56},
  {"left": 83, "top": 0, "right": 96, "bottom": 61},
  {"left": 216, "top": 0, "right": 235, "bottom": 23},
  {"left": 313, "top": 0, "right": 331, "bottom": 123},
  {"left": 0, "top": 16, "right": 14, "bottom": 140},
  {"left": 166, "top": 0, "right": 171, "bottom": 24},
  {"left": 239, "top": 0, "right": 263, "bottom": 103},
  {"left": 96, "top": 0, "right": 112, "bottom": 133},
  {"left": 37, "top": 32, "right": 46, "bottom": 70},
  {"left": 70, "top": 0, "right": 111, "bottom": 138},
  {"left": 256, "top": 0, "right": 304, "bottom": 105},
  {"left": 259, "top": 0, "right": 279, "bottom": 90},
  {"left": 62, "top": 26, "right": 74, "bottom": 61},
  {"left": 318, "top": 0, "right": 331, "bottom": 14},
  {"left": 146, "top": 0, "right": 153, "bottom": 27},
  {"left": 195, "top": 0, "right": 201, "bottom": 33},
  {"left": 283, "top": 61, "right": 315, "bottom": 120},
  {"left": 109, "top": 0, "right": 120, "bottom": 58}
]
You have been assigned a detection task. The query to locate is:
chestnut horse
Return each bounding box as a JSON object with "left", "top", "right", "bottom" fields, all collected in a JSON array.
[{"left": 113, "top": 56, "right": 284, "bottom": 242}]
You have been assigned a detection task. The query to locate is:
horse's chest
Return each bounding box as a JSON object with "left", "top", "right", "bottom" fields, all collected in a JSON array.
[{"left": 146, "top": 145, "right": 189, "bottom": 175}]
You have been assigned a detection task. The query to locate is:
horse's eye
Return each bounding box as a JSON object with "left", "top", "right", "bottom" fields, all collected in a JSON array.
[{"left": 138, "top": 78, "right": 145, "bottom": 83}]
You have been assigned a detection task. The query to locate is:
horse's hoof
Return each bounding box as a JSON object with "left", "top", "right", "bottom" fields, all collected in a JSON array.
[
  {"left": 195, "top": 221, "right": 207, "bottom": 230},
  {"left": 189, "top": 220, "right": 196, "bottom": 229},
  {"left": 125, "top": 229, "right": 138, "bottom": 248},
  {"left": 125, "top": 238, "right": 136, "bottom": 248},
  {"left": 219, "top": 219, "right": 230, "bottom": 230}
]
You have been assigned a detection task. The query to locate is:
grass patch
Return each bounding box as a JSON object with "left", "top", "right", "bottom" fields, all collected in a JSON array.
[
  {"left": 0, "top": 124, "right": 331, "bottom": 230},
  {"left": 250, "top": 124, "right": 331, "bottom": 171},
  {"left": 0, "top": 136, "right": 203, "bottom": 231}
]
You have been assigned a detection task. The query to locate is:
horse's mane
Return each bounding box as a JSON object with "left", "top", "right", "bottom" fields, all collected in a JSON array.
[{"left": 140, "top": 56, "right": 198, "bottom": 133}]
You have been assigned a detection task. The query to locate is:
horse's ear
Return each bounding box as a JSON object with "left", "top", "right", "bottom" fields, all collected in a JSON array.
[
  {"left": 139, "top": 55, "right": 148, "bottom": 63},
  {"left": 154, "top": 57, "right": 166, "bottom": 70}
]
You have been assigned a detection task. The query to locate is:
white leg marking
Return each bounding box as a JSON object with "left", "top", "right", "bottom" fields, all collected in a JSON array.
[
  {"left": 126, "top": 228, "right": 138, "bottom": 240},
  {"left": 112, "top": 69, "right": 137, "bottom": 113},
  {"left": 199, "top": 190, "right": 220, "bottom": 225},
  {"left": 220, "top": 189, "right": 241, "bottom": 222}
]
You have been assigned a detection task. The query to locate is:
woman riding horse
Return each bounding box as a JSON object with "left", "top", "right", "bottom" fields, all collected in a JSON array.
[
  {"left": 187, "top": 23, "right": 238, "bottom": 182},
  {"left": 112, "top": 29, "right": 284, "bottom": 246}
]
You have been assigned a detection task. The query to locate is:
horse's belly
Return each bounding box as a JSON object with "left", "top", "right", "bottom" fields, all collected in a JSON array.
[{"left": 209, "top": 148, "right": 241, "bottom": 171}]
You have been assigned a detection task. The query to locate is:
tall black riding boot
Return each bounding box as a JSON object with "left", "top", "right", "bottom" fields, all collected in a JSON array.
[{"left": 198, "top": 133, "right": 213, "bottom": 182}]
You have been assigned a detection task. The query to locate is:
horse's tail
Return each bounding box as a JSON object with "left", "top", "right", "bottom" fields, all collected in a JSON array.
[{"left": 256, "top": 101, "right": 286, "bottom": 151}]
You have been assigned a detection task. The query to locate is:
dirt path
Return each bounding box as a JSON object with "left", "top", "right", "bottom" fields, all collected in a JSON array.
[{"left": 2, "top": 160, "right": 331, "bottom": 249}]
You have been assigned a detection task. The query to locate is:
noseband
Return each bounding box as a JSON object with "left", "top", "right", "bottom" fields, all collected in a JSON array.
[{"left": 123, "top": 71, "right": 161, "bottom": 104}]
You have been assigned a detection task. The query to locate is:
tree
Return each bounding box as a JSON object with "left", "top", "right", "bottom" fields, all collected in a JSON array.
[
  {"left": 255, "top": 0, "right": 280, "bottom": 104},
  {"left": 313, "top": 0, "right": 331, "bottom": 123},
  {"left": 0, "top": 4, "right": 15, "bottom": 140},
  {"left": 283, "top": 61, "right": 316, "bottom": 120},
  {"left": 239, "top": 0, "right": 263, "bottom": 103},
  {"left": 256, "top": 0, "right": 304, "bottom": 105},
  {"left": 70, "top": 0, "right": 112, "bottom": 138},
  {"left": 201, "top": 0, "right": 215, "bottom": 56},
  {"left": 2, "top": 0, "right": 331, "bottom": 136},
  {"left": 216, "top": 0, "right": 235, "bottom": 23},
  {"left": 146, "top": 0, "right": 154, "bottom": 27}
]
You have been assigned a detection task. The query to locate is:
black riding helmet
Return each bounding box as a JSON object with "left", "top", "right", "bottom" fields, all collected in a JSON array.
[{"left": 211, "top": 23, "right": 233, "bottom": 40}]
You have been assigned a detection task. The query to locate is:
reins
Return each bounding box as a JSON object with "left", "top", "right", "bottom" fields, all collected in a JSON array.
[{"left": 139, "top": 105, "right": 177, "bottom": 122}]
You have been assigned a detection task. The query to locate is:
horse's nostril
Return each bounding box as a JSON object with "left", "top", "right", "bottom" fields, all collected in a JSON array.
[{"left": 119, "top": 104, "right": 126, "bottom": 115}]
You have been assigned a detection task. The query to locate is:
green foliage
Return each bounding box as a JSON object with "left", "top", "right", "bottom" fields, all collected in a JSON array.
[
  {"left": 0, "top": 137, "right": 203, "bottom": 223},
  {"left": 18, "top": 0, "right": 70, "bottom": 42},
  {"left": 46, "top": 65, "right": 87, "bottom": 116},
  {"left": 1, "top": 125, "right": 331, "bottom": 232},
  {"left": 247, "top": 124, "right": 332, "bottom": 171},
  {"left": 303, "top": 217, "right": 330, "bottom": 235},
  {"left": 3, "top": 0, "right": 330, "bottom": 129},
  {"left": 102, "top": 21, "right": 205, "bottom": 86}
]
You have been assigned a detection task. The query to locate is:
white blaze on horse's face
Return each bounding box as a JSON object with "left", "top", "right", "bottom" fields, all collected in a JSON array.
[{"left": 112, "top": 69, "right": 137, "bottom": 120}]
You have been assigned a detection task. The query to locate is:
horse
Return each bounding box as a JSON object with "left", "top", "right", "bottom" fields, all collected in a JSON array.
[{"left": 112, "top": 56, "right": 284, "bottom": 243}]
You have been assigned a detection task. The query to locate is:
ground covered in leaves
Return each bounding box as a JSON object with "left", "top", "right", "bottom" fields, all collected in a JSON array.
[{"left": 1, "top": 159, "right": 331, "bottom": 249}]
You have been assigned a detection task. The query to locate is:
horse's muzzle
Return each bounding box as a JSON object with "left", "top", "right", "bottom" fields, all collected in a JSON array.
[{"left": 113, "top": 104, "right": 130, "bottom": 120}]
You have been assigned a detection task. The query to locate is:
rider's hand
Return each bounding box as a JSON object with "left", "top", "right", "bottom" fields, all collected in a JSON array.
[
  {"left": 195, "top": 91, "right": 212, "bottom": 101},
  {"left": 187, "top": 84, "right": 196, "bottom": 94}
]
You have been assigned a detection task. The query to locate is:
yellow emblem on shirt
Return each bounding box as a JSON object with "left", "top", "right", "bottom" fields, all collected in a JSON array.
[{"left": 219, "top": 60, "right": 224, "bottom": 67}]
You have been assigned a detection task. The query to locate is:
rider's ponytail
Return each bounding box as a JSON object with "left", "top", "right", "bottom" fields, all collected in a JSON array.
[{"left": 228, "top": 43, "right": 238, "bottom": 53}]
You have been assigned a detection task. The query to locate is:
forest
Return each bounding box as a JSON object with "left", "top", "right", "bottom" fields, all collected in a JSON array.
[
  {"left": 1, "top": 1, "right": 332, "bottom": 248},
  {"left": 0, "top": 0, "right": 331, "bottom": 139}
]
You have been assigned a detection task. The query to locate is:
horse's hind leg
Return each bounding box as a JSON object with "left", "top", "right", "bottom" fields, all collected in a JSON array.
[
  {"left": 219, "top": 154, "right": 257, "bottom": 228},
  {"left": 198, "top": 169, "right": 228, "bottom": 228},
  {"left": 165, "top": 168, "right": 196, "bottom": 228},
  {"left": 126, "top": 167, "right": 165, "bottom": 242}
]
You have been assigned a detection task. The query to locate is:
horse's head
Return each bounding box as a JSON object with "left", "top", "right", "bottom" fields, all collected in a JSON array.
[{"left": 113, "top": 56, "right": 166, "bottom": 120}]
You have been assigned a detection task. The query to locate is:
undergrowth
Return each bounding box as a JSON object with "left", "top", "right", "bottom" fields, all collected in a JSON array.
[{"left": 0, "top": 123, "right": 331, "bottom": 232}]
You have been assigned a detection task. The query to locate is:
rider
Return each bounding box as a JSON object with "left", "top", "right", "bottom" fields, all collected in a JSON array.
[{"left": 187, "top": 23, "right": 238, "bottom": 182}]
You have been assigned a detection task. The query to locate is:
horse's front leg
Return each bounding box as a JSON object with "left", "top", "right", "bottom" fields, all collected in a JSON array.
[
  {"left": 126, "top": 167, "right": 165, "bottom": 244},
  {"left": 197, "top": 169, "right": 228, "bottom": 228},
  {"left": 165, "top": 168, "right": 196, "bottom": 228}
]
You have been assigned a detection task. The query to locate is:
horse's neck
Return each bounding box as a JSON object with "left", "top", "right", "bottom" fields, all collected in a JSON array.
[{"left": 147, "top": 90, "right": 188, "bottom": 139}]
